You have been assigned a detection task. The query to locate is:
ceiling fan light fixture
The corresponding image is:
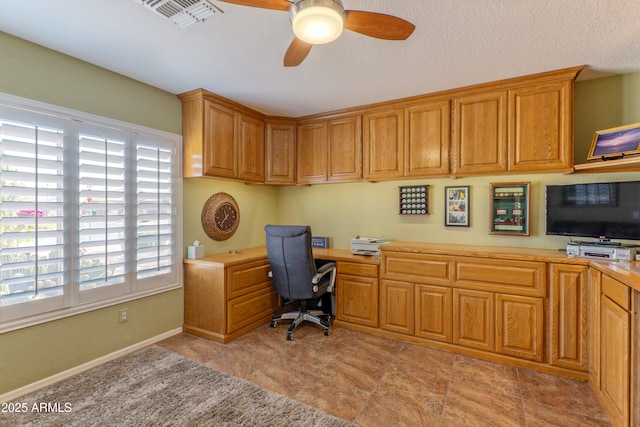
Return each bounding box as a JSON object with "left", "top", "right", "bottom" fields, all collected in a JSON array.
[{"left": 290, "top": 0, "right": 344, "bottom": 45}]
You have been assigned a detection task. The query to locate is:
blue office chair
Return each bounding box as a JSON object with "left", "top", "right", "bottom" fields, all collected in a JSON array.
[{"left": 264, "top": 225, "right": 336, "bottom": 340}]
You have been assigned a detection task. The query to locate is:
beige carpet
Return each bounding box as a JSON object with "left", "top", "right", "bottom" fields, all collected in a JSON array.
[{"left": 4, "top": 345, "right": 352, "bottom": 426}]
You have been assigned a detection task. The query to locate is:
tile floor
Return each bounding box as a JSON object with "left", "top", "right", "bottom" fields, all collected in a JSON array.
[{"left": 157, "top": 323, "right": 611, "bottom": 427}]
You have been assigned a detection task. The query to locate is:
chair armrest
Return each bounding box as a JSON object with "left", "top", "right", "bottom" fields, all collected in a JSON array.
[{"left": 312, "top": 262, "right": 336, "bottom": 284}]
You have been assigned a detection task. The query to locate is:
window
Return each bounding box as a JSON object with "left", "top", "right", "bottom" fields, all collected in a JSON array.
[{"left": 0, "top": 94, "right": 182, "bottom": 331}]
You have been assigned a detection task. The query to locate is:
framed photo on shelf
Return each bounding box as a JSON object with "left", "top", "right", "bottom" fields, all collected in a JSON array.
[
  {"left": 445, "top": 186, "right": 469, "bottom": 227},
  {"left": 489, "top": 182, "right": 530, "bottom": 236},
  {"left": 587, "top": 122, "right": 640, "bottom": 160}
]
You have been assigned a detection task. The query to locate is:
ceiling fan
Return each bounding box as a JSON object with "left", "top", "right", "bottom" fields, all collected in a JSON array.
[{"left": 217, "top": 0, "right": 415, "bottom": 66}]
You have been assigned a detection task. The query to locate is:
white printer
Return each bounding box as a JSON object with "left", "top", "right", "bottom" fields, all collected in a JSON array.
[{"left": 350, "top": 237, "right": 390, "bottom": 256}]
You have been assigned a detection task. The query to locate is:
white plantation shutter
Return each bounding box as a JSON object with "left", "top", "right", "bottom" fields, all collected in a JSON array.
[
  {"left": 0, "top": 94, "right": 181, "bottom": 331},
  {"left": 0, "top": 113, "right": 66, "bottom": 316},
  {"left": 136, "top": 137, "right": 176, "bottom": 287},
  {"left": 78, "top": 128, "right": 127, "bottom": 299}
]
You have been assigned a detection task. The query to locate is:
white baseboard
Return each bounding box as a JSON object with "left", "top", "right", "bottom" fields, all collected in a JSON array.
[{"left": 0, "top": 327, "right": 183, "bottom": 403}]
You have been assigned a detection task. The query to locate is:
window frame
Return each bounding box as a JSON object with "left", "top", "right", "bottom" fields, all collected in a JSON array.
[{"left": 0, "top": 92, "right": 183, "bottom": 333}]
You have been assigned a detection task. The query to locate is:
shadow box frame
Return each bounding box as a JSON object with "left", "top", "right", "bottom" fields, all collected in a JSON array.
[{"left": 489, "top": 182, "right": 531, "bottom": 236}]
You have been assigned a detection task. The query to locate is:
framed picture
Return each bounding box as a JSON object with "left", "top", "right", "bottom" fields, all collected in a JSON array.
[
  {"left": 489, "top": 182, "right": 530, "bottom": 236},
  {"left": 445, "top": 186, "right": 469, "bottom": 227},
  {"left": 587, "top": 122, "right": 640, "bottom": 160}
]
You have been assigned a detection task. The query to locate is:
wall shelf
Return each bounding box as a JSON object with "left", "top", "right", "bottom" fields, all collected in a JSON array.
[{"left": 565, "top": 156, "right": 640, "bottom": 174}]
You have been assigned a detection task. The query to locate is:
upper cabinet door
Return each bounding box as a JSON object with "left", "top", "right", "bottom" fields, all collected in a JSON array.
[
  {"left": 508, "top": 80, "right": 573, "bottom": 172},
  {"left": 265, "top": 121, "right": 296, "bottom": 185},
  {"left": 204, "top": 100, "right": 237, "bottom": 179},
  {"left": 452, "top": 91, "right": 507, "bottom": 175},
  {"left": 297, "top": 121, "right": 327, "bottom": 184},
  {"left": 406, "top": 100, "right": 450, "bottom": 177},
  {"left": 328, "top": 115, "right": 362, "bottom": 182},
  {"left": 237, "top": 113, "right": 265, "bottom": 183},
  {"left": 363, "top": 108, "right": 405, "bottom": 181}
]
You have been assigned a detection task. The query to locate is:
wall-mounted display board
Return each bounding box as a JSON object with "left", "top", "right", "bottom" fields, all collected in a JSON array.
[
  {"left": 399, "top": 185, "right": 428, "bottom": 215},
  {"left": 489, "top": 182, "right": 530, "bottom": 236}
]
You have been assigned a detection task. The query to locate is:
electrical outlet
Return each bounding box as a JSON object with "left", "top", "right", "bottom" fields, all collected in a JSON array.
[{"left": 119, "top": 308, "right": 128, "bottom": 323}]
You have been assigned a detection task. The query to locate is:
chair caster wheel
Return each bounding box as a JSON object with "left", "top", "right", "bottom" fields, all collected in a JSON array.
[
  {"left": 270, "top": 320, "right": 277, "bottom": 328},
  {"left": 286, "top": 332, "right": 293, "bottom": 341},
  {"left": 324, "top": 329, "right": 330, "bottom": 336}
]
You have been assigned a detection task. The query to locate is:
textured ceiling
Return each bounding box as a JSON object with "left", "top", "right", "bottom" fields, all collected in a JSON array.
[{"left": 0, "top": 0, "right": 639, "bottom": 117}]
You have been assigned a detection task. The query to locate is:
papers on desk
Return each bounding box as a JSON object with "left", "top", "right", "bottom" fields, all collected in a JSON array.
[{"left": 350, "top": 237, "right": 390, "bottom": 255}]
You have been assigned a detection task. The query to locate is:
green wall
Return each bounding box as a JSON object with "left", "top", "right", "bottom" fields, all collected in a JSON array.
[
  {"left": 0, "top": 32, "right": 188, "bottom": 395},
  {"left": 183, "top": 179, "right": 279, "bottom": 254},
  {"left": 2, "top": 29, "right": 640, "bottom": 395},
  {"left": 0, "top": 32, "right": 280, "bottom": 395}
]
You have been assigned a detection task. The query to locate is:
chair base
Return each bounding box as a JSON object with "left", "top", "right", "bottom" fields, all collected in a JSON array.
[{"left": 270, "top": 310, "right": 331, "bottom": 340}]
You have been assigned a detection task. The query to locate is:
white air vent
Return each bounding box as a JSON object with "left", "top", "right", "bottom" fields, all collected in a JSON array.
[{"left": 136, "top": 0, "right": 223, "bottom": 28}]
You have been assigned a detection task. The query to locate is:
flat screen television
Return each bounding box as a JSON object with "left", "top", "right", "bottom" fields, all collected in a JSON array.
[{"left": 546, "top": 180, "right": 640, "bottom": 242}]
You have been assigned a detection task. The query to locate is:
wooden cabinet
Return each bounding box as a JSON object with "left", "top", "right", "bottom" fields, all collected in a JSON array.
[
  {"left": 363, "top": 108, "right": 405, "bottom": 180},
  {"left": 297, "top": 114, "right": 362, "bottom": 184},
  {"left": 237, "top": 113, "right": 265, "bottom": 182},
  {"left": 405, "top": 100, "right": 450, "bottom": 177},
  {"left": 265, "top": 120, "right": 296, "bottom": 184},
  {"left": 297, "top": 121, "right": 327, "bottom": 183},
  {"left": 181, "top": 67, "right": 581, "bottom": 183},
  {"left": 336, "top": 261, "right": 378, "bottom": 327},
  {"left": 328, "top": 115, "right": 362, "bottom": 182},
  {"left": 590, "top": 272, "right": 633, "bottom": 427},
  {"left": 202, "top": 100, "right": 236, "bottom": 178},
  {"left": 588, "top": 267, "right": 602, "bottom": 388},
  {"left": 378, "top": 245, "right": 583, "bottom": 379},
  {"left": 508, "top": 80, "right": 573, "bottom": 172},
  {"left": 549, "top": 263, "right": 588, "bottom": 371},
  {"left": 364, "top": 101, "right": 450, "bottom": 180},
  {"left": 600, "top": 293, "right": 631, "bottom": 427},
  {"left": 416, "top": 284, "right": 452, "bottom": 342},
  {"left": 451, "top": 66, "right": 581, "bottom": 176},
  {"left": 380, "top": 279, "right": 415, "bottom": 335},
  {"left": 453, "top": 288, "right": 495, "bottom": 352},
  {"left": 183, "top": 249, "right": 279, "bottom": 343},
  {"left": 179, "top": 89, "right": 265, "bottom": 182},
  {"left": 496, "top": 293, "right": 544, "bottom": 361},
  {"left": 452, "top": 90, "right": 507, "bottom": 175}
]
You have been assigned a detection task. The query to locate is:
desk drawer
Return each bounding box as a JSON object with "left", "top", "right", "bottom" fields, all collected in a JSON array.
[
  {"left": 227, "top": 259, "right": 272, "bottom": 299},
  {"left": 227, "top": 288, "right": 279, "bottom": 334},
  {"left": 382, "top": 253, "right": 453, "bottom": 285},
  {"left": 601, "top": 274, "right": 631, "bottom": 310},
  {"left": 337, "top": 261, "right": 378, "bottom": 278},
  {"left": 455, "top": 258, "right": 545, "bottom": 297}
]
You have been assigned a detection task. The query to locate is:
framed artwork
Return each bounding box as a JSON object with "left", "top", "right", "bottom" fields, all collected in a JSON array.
[
  {"left": 587, "top": 123, "right": 640, "bottom": 160},
  {"left": 489, "top": 182, "right": 530, "bottom": 236},
  {"left": 445, "top": 186, "right": 469, "bottom": 227},
  {"left": 399, "top": 185, "right": 428, "bottom": 215}
]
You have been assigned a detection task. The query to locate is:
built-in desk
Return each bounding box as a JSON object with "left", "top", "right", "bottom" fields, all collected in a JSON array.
[{"left": 183, "top": 247, "right": 379, "bottom": 343}]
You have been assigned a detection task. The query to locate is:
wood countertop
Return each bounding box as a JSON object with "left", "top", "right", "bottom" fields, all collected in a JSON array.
[
  {"left": 184, "top": 246, "right": 381, "bottom": 267},
  {"left": 381, "top": 241, "right": 590, "bottom": 264},
  {"left": 183, "top": 242, "right": 640, "bottom": 292},
  {"left": 591, "top": 260, "right": 640, "bottom": 292}
]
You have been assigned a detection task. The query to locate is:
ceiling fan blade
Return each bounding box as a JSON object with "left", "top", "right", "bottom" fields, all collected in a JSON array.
[
  {"left": 344, "top": 10, "right": 415, "bottom": 40},
  {"left": 284, "top": 38, "right": 313, "bottom": 67},
  {"left": 217, "top": 0, "right": 291, "bottom": 11}
]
